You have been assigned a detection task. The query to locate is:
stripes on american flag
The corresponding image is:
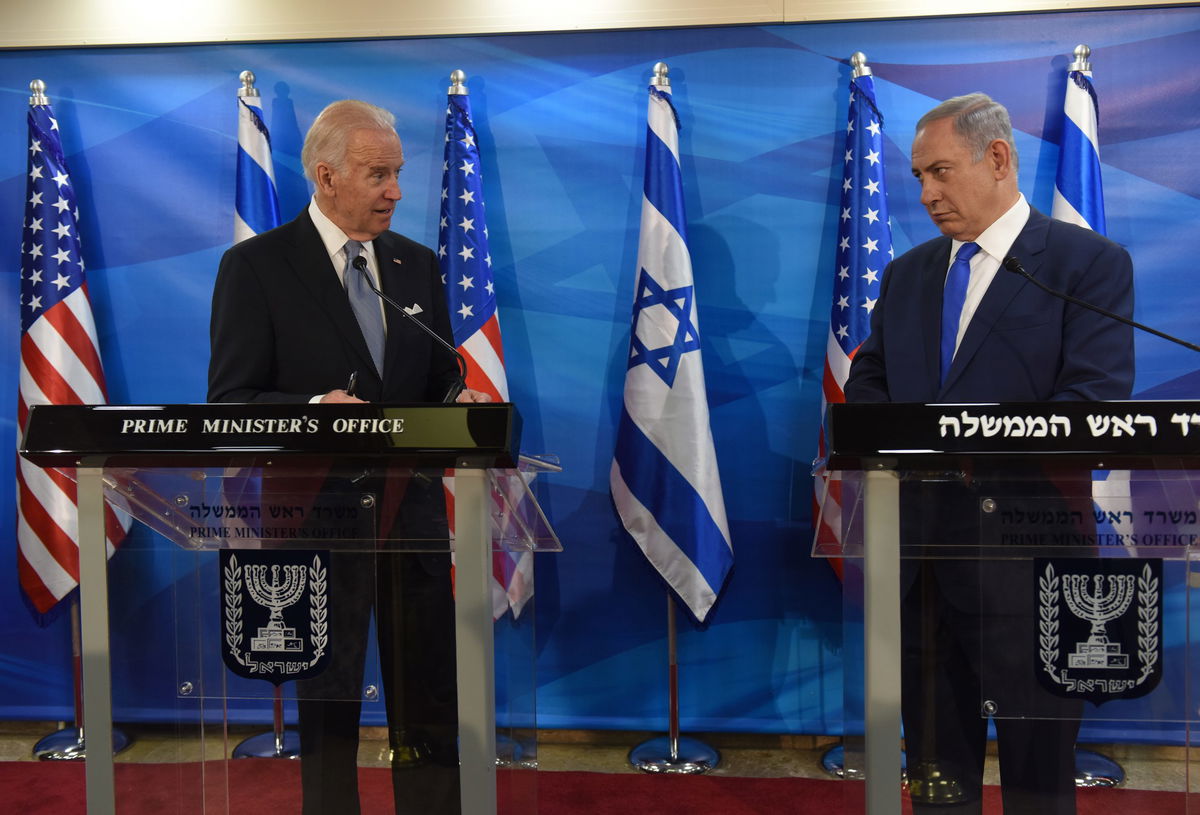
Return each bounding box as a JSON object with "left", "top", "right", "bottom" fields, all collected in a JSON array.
[
  {"left": 437, "top": 84, "right": 530, "bottom": 619},
  {"left": 814, "top": 66, "right": 893, "bottom": 569},
  {"left": 17, "top": 93, "right": 125, "bottom": 615}
]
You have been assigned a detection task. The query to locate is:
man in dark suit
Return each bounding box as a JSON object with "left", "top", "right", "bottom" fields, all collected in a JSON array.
[
  {"left": 845, "top": 94, "right": 1134, "bottom": 814},
  {"left": 209, "top": 99, "right": 489, "bottom": 815}
]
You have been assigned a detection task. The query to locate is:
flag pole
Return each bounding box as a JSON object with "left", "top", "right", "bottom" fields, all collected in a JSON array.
[
  {"left": 1053, "top": 42, "right": 1126, "bottom": 790},
  {"left": 628, "top": 590, "right": 720, "bottom": 773},
  {"left": 32, "top": 597, "right": 131, "bottom": 760},
  {"left": 817, "top": 51, "right": 902, "bottom": 789},
  {"left": 24, "top": 79, "right": 129, "bottom": 763},
  {"left": 614, "top": 57, "right": 730, "bottom": 771},
  {"left": 227, "top": 68, "right": 299, "bottom": 761}
]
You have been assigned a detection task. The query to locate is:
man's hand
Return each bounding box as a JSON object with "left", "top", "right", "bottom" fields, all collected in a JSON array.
[
  {"left": 455, "top": 388, "right": 493, "bottom": 403},
  {"left": 321, "top": 389, "right": 367, "bottom": 404}
]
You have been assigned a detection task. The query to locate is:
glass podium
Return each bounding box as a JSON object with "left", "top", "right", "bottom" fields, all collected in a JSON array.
[
  {"left": 19, "top": 402, "right": 559, "bottom": 815},
  {"left": 816, "top": 400, "right": 1200, "bottom": 815}
]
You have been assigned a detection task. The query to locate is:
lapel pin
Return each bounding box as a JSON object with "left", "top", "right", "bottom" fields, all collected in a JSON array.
[{"left": 392, "top": 258, "right": 402, "bottom": 265}]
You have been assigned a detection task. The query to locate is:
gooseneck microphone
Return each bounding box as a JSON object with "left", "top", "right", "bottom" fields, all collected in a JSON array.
[
  {"left": 352, "top": 255, "right": 468, "bottom": 402},
  {"left": 1002, "top": 256, "right": 1200, "bottom": 354}
]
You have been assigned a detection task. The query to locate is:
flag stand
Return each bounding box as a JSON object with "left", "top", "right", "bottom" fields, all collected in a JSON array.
[
  {"left": 628, "top": 592, "right": 720, "bottom": 774},
  {"left": 33, "top": 597, "right": 130, "bottom": 760},
  {"left": 231, "top": 687, "right": 300, "bottom": 758}
]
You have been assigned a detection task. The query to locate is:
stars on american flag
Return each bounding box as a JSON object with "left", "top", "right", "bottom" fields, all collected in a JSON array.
[
  {"left": 21, "top": 105, "right": 85, "bottom": 329},
  {"left": 439, "top": 93, "right": 498, "bottom": 346},
  {"left": 829, "top": 75, "right": 893, "bottom": 358}
]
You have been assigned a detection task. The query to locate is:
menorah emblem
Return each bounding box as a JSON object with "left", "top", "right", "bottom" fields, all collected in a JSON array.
[
  {"left": 247, "top": 563, "right": 307, "bottom": 653},
  {"left": 1062, "top": 573, "right": 1135, "bottom": 670}
]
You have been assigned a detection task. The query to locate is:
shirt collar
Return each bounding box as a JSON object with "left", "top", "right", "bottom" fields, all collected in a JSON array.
[
  {"left": 951, "top": 193, "right": 1030, "bottom": 264},
  {"left": 308, "top": 197, "right": 375, "bottom": 263}
]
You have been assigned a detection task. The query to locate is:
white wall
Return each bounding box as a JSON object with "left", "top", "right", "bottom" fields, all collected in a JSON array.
[{"left": 0, "top": 0, "right": 1180, "bottom": 48}]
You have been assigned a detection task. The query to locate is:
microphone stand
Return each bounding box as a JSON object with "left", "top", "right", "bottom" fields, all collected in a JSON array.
[
  {"left": 1003, "top": 257, "right": 1200, "bottom": 353},
  {"left": 352, "top": 257, "right": 468, "bottom": 402}
]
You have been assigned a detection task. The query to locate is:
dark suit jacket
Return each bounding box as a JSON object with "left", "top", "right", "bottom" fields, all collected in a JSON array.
[
  {"left": 207, "top": 209, "right": 457, "bottom": 563},
  {"left": 844, "top": 208, "right": 1134, "bottom": 620},
  {"left": 208, "top": 209, "right": 459, "bottom": 405},
  {"left": 845, "top": 208, "right": 1133, "bottom": 405}
]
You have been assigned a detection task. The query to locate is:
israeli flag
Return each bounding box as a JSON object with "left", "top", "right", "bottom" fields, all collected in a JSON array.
[
  {"left": 1052, "top": 53, "right": 1106, "bottom": 234},
  {"left": 610, "top": 77, "right": 733, "bottom": 623},
  {"left": 227, "top": 74, "right": 281, "bottom": 529},
  {"left": 1051, "top": 50, "right": 1134, "bottom": 543},
  {"left": 234, "top": 75, "right": 281, "bottom": 243}
]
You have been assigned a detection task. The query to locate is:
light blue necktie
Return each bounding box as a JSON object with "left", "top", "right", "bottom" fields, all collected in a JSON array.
[
  {"left": 939, "top": 241, "right": 981, "bottom": 386},
  {"left": 343, "top": 240, "right": 385, "bottom": 376}
]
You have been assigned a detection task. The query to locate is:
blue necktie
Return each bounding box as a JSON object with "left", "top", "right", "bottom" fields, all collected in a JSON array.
[
  {"left": 344, "top": 240, "right": 385, "bottom": 376},
  {"left": 939, "top": 241, "right": 981, "bottom": 386}
]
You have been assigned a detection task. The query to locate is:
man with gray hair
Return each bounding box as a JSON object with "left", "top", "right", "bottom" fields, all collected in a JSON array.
[
  {"left": 210, "top": 99, "right": 487, "bottom": 814},
  {"left": 846, "top": 93, "right": 1134, "bottom": 814}
]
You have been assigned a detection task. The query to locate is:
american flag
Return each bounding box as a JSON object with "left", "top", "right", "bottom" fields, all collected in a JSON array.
[
  {"left": 437, "top": 78, "right": 531, "bottom": 618},
  {"left": 17, "top": 84, "right": 125, "bottom": 615},
  {"left": 814, "top": 60, "right": 893, "bottom": 569}
]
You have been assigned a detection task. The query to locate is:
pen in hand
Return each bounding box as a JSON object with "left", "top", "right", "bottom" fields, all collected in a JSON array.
[{"left": 345, "top": 371, "right": 358, "bottom": 398}]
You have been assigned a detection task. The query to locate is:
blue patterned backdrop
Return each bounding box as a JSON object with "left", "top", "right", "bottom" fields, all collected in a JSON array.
[{"left": 2, "top": 7, "right": 1199, "bottom": 738}]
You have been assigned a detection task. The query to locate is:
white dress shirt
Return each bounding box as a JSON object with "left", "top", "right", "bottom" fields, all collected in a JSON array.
[{"left": 946, "top": 194, "right": 1031, "bottom": 357}]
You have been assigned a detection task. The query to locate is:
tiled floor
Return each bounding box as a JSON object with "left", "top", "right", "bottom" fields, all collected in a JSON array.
[{"left": 0, "top": 720, "right": 1188, "bottom": 793}]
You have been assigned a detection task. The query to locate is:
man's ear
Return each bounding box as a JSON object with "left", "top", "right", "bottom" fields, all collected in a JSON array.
[
  {"left": 314, "top": 162, "right": 336, "bottom": 196},
  {"left": 988, "top": 138, "right": 1014, "bottom": 180}
]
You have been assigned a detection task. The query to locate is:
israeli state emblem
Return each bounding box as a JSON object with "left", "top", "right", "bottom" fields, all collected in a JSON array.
[
  {"left": 1036, "top": 558, "right": 1162, "bottom": 704},
  {"left": 220, "top": 550, "right": 330, "bottom": 684}
]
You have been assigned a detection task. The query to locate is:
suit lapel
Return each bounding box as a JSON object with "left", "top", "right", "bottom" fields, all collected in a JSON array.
[
  {"left": 921, "top": 239, "right": 951, "bottom": 397},
  {"left": 282, "top": 212, "right": 379, "bottom": 380},
  {"left": 372, "top": 233, "right": 422, "bottom": 393},
  {"left": 939, "top": 210, "right": 1051, "bottom": 394}
]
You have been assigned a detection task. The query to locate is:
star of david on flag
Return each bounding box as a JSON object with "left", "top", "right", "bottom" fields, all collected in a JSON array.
[
  {"left": 17, "top": 85, "right": 127, "bottom": 615},
  {"left": 627, "top": 269, "right": 699, "bottom": 387},
  {"left": 611, "top": 76, "right": 732, "bottom": 623}
]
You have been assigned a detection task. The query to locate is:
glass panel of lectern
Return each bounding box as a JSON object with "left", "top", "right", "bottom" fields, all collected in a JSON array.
[
  {"left": 19, "top": 403, "right": 558, "bottom": 815},
  {"left": 815, "top": 401, "right": 1200, "bottom": 815}
]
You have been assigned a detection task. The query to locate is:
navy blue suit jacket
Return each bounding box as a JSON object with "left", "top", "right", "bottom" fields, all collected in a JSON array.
[
  {"left": 845, "top": 208, "right": 1134, "bottom": 404},
  {"left": 844, "top": 209, "right": 1134, "bottom": 626},
  {"left": 208, "top": 210, "right": 459, "bottom": 405}
]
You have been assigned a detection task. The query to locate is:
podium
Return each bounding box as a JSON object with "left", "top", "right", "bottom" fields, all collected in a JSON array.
[
  {"left": 815, "top": 400, "right": 1200, "bottom": 814},
  {"left": 19, "top": 402, "right": 560, "bottom": 815}
]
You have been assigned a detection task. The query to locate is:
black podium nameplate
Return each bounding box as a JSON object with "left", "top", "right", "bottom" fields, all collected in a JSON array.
[
  {"left": 19, "top": 403, "right": 521, "bottom": 468},
  {"left": 826, "top": 400, "right": 1200, "bottom": 469}
]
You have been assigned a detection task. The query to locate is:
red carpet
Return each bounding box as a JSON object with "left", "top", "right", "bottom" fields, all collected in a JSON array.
[{"left": 0, "top": 760, "right": 1183, "bottom": 814}]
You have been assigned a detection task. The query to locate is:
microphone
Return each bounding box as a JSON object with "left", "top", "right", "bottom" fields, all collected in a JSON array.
[
  {"left": 352, "top": 255, "right": 467, "bottom": 402},
  {"left": 1002, "top": 256, "right": 1200, "bottom": 354}
]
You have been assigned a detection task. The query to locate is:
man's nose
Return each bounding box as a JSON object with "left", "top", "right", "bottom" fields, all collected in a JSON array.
[
  {"left": 384, "top": 178, "right": 401, "bottom": 200},
  {"left": 919, "top": 181, "right": 939, "bottom": 207}
]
